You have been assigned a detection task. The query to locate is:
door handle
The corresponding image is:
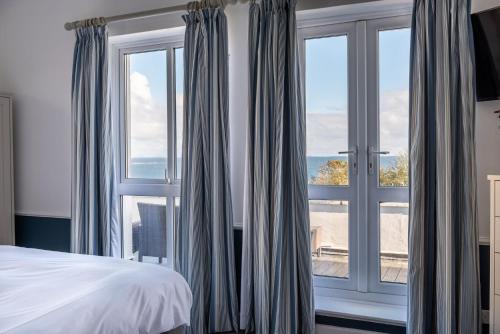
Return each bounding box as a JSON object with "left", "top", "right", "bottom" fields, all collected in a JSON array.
[
  {"left": 368, "top": 146, "right": 390, "bottom": 175},
  {"left": 338, "top": 146, "right": 358, "bottom": 175},
  {"left": 338, "top": 150, "right": 356, "bottom": 155},
  {"left": 371, "top": 150, "right": 390, "bottom": 155}
]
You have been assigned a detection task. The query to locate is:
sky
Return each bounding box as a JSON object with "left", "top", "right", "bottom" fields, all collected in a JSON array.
[
  {"left": 128, "top": 48, "right": 184, "bottom": 164},
  {"left": 128, "top": 27, "right": 411, "bottom": 161},
  {"left": 305, "top": 28, "right": 411, "bottom": 157}
]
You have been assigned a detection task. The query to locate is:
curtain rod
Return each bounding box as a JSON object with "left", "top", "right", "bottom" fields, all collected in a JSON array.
[
  {"left": 64, "top": 1, "right": 247, "bottom": 31},
  {"left": 64, "top": 4, "right": 189, "bottom": 31},
  {"left": 71, "top": 0, "right": 234, "bottom": 30}
]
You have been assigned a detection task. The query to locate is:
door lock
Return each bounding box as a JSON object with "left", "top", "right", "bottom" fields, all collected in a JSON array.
[
  {"left": 338, "top": 146, "right": 358, "bottom": 175},
  {"left": 368, "top": 146, "right": 389, "bottom": 175}
]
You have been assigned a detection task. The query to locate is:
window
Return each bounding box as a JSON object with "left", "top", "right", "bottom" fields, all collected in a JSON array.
[
  {"left": 112, "top": 32, "right": 184, "bottom": 268},
  {"left": 300, "top": 16, "right": 410, "bottom": 297},
  {"left": 126, "top": 50, "right": 168, "bottom": 180}
]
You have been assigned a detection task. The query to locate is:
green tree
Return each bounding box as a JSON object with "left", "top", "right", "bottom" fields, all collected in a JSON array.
[
  {"left": 311, "top": 160, "right": 349, "bottom": 186},
  {"left": 310, "top": 153, "right": 408, "bottom": 187},
  {"left": 379, "top": 153, "right": 409, "bottom": 187}
]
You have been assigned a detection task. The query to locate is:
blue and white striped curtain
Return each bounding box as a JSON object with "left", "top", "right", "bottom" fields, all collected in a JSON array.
[
  {"left": 71, "top": 21, "right": 120, "bottom": 257},
  {"left": 175, "top": 3, "right": 239, "bottom": 333},
  {"left": 408, "top": 0, "right": 481, "bottom": 332},
  {"left": 240, "top": 0, "right": 315, "bottom": 333}
]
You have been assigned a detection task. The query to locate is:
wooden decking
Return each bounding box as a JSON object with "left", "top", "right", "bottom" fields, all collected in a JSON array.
[
  {"left": 380, "top": 257, "right": 408, "bottom": 283},
  {"left": 312, "top": 254, "right": 407, "bottom": 284}
]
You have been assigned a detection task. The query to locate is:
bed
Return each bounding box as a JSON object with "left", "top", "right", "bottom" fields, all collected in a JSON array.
[{"left": 0, "top": 246, "right": 192, "bottom": 334}]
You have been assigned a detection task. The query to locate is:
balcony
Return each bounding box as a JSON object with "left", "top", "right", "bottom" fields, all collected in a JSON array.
[{"left": 310, "top": 200, "right": 408, "bottom": 284}]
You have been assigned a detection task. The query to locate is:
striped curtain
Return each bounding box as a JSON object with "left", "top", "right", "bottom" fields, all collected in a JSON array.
[
  {"left": 175, "top": 3, "right": 239, "bottom": 333},
  {"left": 71, "top": 22, "right": 120, "bottom": 257},
  {"left": 408, "top": 0, "right": 481, "bottom": 332},
  {"left": 240, "top": 0, "right": 315, "bottom": 333}
]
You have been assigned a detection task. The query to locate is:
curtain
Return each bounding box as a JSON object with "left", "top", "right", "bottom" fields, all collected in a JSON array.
[
  {"left": 175, "top": 3, "right": 239, "bottom": 333},
  {"left": 71, "top": 22, "right": 120, "bottom": 257},
  {"left": 240, "top": 0, "right": 315, "bottom": 333},
  {"left": 408, "top": 0, "right": 481, "bottom": 333}
]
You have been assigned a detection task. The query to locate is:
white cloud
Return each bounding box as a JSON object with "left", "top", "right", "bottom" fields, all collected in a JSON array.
[
  {"left": 128, "top": 74, "right": 408, "bottom": 160},
  {"left": 306, "top": 89, "right": 409, "bottom": 156},
  {"left": 306, "top": 113, "right": 348, "bottom": 156},
  {"left": 175, "top": 93, "right": 184, "bottom": 157},
  {"left": 379, "top": 89, "right": 409, "bottom": 155},
  {"left": 129, "top": 72, "right": 167, "bottom": 158}
]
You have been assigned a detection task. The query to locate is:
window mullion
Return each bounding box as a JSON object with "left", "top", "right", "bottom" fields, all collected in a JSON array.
[
  {"left": 166, "top": 196, "right": 175, "bottom": 268},
  {"left": 355, "top": 20, "right": 369, "bottom": 293},
  {"left": 167, "top": 47, "right": 175, "bottom": 185},
  {"left": 366, "top": 16, "right": 411, "bottom": 296}
]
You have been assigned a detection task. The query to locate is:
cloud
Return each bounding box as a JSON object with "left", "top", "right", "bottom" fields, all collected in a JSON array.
[
  {"left": 306, "top": 89, "right": 409, "bottom": 156},
  {"left": 175, "top": 93, "right": 184, "bottom": 156},
  {"left": 128, "top": 73, "right": 408, "bottom": 160},
  {"left": 129, "top": 72, "right": 167, "bottom": 158},
  {"left": 379, "top": 89, "right": 409, "bottom": 155},
  {"left": 306, "top": 113, "right": 348, "bottom": 156},
  {"left": 325, "top": 105, "right": 348, "bottom": 113}
]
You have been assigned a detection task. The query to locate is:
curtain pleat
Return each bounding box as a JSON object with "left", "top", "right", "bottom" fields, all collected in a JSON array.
[
  {"left": 175, "top": 4, "right": 239, "bottom": 333},
  {"left": 408, "top": 0, "right": 481, "bottom": 332},
  {"left": 240, "top": 1, "right": 315, "bottom": 333},
  {"left": 71, "top": 25, "right": 120, "bottom": 257}
]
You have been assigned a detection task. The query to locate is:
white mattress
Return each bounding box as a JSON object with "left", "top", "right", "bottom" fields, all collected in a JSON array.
[{"left": 0, "top": 246, "right": 192, "bottom": 334}]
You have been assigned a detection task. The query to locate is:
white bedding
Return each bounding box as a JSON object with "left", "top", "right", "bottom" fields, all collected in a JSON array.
[{"left": 0, "top": 246, "right": 192, "bottom": 334}]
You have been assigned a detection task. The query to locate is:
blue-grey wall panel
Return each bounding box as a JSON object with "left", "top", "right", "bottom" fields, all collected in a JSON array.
[
  {"left": 15, "top": 215, "right": 71, "bottom": 252},
  {"left": 480, "top": 244, "right": 490, "bottom": 310},
  {"left": 13, "top": 215, "right": 491, "bottom": 332}
]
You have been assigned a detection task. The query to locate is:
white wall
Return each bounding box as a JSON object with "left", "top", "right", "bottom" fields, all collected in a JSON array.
[
  {"left": 226, "top": 3, "right": 250, "bottom": 226},
  {"left": 475, "top": 101, "right": 500, "bottom": 241},
  {"left": 471, "top": 0, "right": 500, "bottom": 242},
  {"left": 0, "top": 0, "right": 188, "bottom": 218},
  {"left": 0, "top": 0, "right": 363, "bottom": 221},
  {"left": 472, "top": 0, "right": 500, "bottom": 12},
  {"left": 0, "top": 0, "right": 499, "bottom": 241}
]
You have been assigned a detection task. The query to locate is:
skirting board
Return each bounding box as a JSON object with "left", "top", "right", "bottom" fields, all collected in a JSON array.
[
  {"left": 316, "top": 324, "right": 376, "bottom": 334},
  {"left": 14, "top": 215, "right": 491, "bottom": 333}
]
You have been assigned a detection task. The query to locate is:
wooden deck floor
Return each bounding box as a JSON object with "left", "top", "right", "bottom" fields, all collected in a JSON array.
[{"left": 312, "top": 254, "right": 407, "bottom": 284}]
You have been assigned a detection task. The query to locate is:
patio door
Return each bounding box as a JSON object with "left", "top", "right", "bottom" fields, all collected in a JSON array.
[
  {"left": 366, "top": 17, "right": 411, "bottom": 295},
  {"left": 300, "top": 15, "right": 411, "bottom": 297},
  {"left": 301, "top": 21, "right": 359, "bottom": 291}
]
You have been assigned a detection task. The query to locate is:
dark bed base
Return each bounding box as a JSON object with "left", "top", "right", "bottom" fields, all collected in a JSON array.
[{"left": 164, "top": 326, "right": 185, "bottom": 334}]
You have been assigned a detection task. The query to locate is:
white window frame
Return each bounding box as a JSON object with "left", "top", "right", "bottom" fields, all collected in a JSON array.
[
  {"left": 109, "top": 29, "right": 185, "bottom": 268},
  {"left": 299, "top": 21, "right": 359, "bottom": 293},
  {"left": 366, "top": 15, "right": 411, "bottom": 296},
  {"left": 298, "top": 6, "right": 411, "bottom": 305}
]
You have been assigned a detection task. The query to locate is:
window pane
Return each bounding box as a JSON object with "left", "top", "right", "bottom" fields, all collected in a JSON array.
[
  {"left": 122, "top": 196, "right": 167, "bottom": 265},
  {"left": 126, "top": 50, "right": 168, "bottom": 179},
  {"left": 379, "top": 202, "right": 408, "bottom": 284},
  {"left": 378, "top": 28, "right": 410, "bottom": 187},
  {"left": 175, "top": 197, "right": 180, "bottom": 229},
  {"left": 310, "top": 200, "right": 349, "bottom": 278},
  {"left": 175, "top": 48, "right": 184, "bottom": 179},
  {"left": 306, "top": 36, "right": 349, "bottom": 186}
]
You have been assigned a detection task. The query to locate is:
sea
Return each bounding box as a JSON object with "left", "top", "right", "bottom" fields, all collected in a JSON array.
[{"left": 129, "top": 156, "right": 399, "bottom": 180}]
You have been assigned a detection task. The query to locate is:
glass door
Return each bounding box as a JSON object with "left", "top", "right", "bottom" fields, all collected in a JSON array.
[
  {"left": 300, "top": 22, "right": 358, "bottom": 291},
  {"left": 299, "top": 15, "right": 411, "bottom": 298},
  {"left": 366, "top": 16, "right": 411, "bottom": 295}
]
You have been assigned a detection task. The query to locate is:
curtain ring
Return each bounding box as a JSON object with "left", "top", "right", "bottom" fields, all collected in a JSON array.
[{"left": 81, "top": 17, "right": 106, "bottom": 28}]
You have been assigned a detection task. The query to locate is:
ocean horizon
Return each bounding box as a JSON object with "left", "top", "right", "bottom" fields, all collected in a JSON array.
[{"left": 128, "top": 156, "right": 400, "bottom": 180}]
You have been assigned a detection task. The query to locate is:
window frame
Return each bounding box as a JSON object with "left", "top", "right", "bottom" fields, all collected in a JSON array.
[
  {"left": 110, "top": 30, "right": 185, "bottom": 268},
  {"left": 299, "top": 21, "right": 359, "bottom": 292},
  {"left": 298, "top": 15, "right": 411, "bottom": 302},
  {"left": 366, "top": 15, "right": 411, "bottom": 296}
]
